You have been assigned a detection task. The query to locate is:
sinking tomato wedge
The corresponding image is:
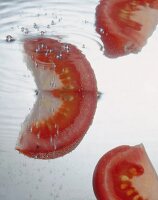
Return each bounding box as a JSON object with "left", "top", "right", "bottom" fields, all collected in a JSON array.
[
  {"left": 96, "top": 0, "right": 158, "bottom": 58},
  {"left": 93, "top": 144, "right": 158, "bottom": 200},
  {"left": 16, "top": 38, "right": 97, "bottom": 159}
]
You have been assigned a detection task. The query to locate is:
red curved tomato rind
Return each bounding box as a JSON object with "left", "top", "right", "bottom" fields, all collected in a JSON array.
[
  {"left": 96, "top": 0, "right": 158, "bottom": 58},
  {"left": 93, "top": 145, "right": 130, "bottom": 199},
  {"left": 93, "top": 144, "right": 158, "bottom": 200},
  {"left": 16, "top": 37, "right": 97, "bottom": 159}
]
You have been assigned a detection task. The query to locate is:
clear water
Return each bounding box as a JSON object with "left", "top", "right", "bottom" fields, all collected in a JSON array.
[{"left": 0, "top": 0, "right": 158, "bottom": 199}]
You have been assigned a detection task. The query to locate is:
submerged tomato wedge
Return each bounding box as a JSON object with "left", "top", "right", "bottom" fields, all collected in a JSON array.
[
  {"left": 16, "top": 38, "right": 97, "bottom": 159},
  {"left": 96, "top": 0, "right": 158, "bottom": 58},
  {"left": 93, "top": 144, "right": 158, "bottom": 200}
]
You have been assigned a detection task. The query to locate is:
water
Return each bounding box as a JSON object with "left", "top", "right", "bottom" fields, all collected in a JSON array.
[{"left": 0, "top": 0, "right": 158, "bottom": 199}]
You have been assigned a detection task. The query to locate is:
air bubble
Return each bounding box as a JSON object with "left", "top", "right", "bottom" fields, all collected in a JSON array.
[
  {"left": 64, "top": 44, "right": 70, "bottom": 52},
  {"left": 50, "top": 77, "right": 56, "bottom": 88},
  {"left": 6, "top": 35, "right": 15, "bottom": 42},
  {"left": 49, "top": 48, "right": 53, "bottom": 53},
  {"left": 47, "top": 25, "right": 50, "bottom": 29},
  {"left": 35, "top": 47, "right": 40, "bottom": 53},
  {"left": 35, "top": 61, "right": 38, "bottom": 68},
  {"left": 40, "top": 43, "right": 44, "bottom": 48},
  {"left": 24, "top": 28, "right": 29, "bottom": 34},
  {"left": 45, "top": 51, "right": 48, "bottom": 57},
  {"left": 33, "top": 23, "right": 38, "bottom": 29},
  {"left": 56, "top": 52, "right": 62, "bottom": 59},
  {"left": 40, "top": 31, "right": 45, "bottom": 36},
  {"left": 51, "top": 20, "right": 55, "bottom": 25},
  {"left": 99, "top": 28, "right": 104, "bottom": 34},
  {"left": 21, "top": 27, "right": 25, "bottom": 32}
]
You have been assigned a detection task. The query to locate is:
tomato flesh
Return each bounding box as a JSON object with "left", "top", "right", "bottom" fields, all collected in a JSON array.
[
  {"left": 16, "top": 38, "right": 97, "bottom": 159},
  {"left": 93, "top": 144, "right": 158, "bottom": 200},
  {"left": 96, "top": 0, "right": 158, "bottom": 58}
]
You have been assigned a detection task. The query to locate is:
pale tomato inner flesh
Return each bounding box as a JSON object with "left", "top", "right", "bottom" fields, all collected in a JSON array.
[{"left": 112, "top": 1, "right": 158, "bottom": 50}]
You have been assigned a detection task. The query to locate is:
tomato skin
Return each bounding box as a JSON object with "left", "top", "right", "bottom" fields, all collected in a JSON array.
[
  {"left": 16, "top": 38, "right": 97, "bottom": 159},
  {"left": 93, "top": 145, "right": 130, "bottom": 200},
  {"left": 93, "top": 144, "right": 158, "bottom": 200},
  {"left": 96, "top": 0, "right": 158, "bottom": 58}
]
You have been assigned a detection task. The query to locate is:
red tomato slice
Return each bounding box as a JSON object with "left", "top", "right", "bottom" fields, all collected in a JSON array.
[
  {"left": 93, "top": 144, "right": 158, "bottom": 200},
  {"left": 96, "top": 0, "right": 158, "bottom": 58},
  {"left": 16, "top": 38, "right": 97, "bottom": 159}
]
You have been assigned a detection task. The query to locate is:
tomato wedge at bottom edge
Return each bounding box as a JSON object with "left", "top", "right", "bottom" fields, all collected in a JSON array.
[{"left": 93, "top": 144, "right": 158, "bottom": 200}]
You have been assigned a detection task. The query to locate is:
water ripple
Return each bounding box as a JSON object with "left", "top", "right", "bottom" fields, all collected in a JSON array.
[{"left": 0, "top": 0, "right": 100, "bottom": 146}]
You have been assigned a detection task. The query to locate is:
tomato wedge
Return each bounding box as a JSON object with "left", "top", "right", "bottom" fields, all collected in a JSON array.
[
  {"left": 93, "top": 144, "right": 158, "bottom": 200},
  {"left": 96, "top": 0, "right": 158, "bottom": 58},
  {"left": 16, "top": 37, "right": 97, "bottom": 159}
]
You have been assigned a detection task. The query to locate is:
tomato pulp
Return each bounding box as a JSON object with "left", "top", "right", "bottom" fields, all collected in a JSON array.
[
  {"left": 96, "top": 0, "right": 158, "bottom": 58},
  {"left": 93, "top": 144, "right": 158, "bottom": 200},
  {"left": 16, "top": 38, "right": 97, "bottom": 159}
]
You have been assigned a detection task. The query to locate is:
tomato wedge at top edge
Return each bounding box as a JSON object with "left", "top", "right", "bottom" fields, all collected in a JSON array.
[
  {"left": 93, "top": 144, "right": 158, "bottom": 200},
  {"left": 96, "top": 0, "right": 158, "bottom": 58},
  {"left": 16, "top": 37, "right": 97, "bottom": 159}
]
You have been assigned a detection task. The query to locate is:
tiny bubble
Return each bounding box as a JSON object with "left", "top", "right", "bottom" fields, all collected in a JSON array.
[
  {"left": 21, "top": 27, "right": 25, "bottom": 32},
  {"left": 99, "top": 28, "right": 104, "bottom": 34},
  {"left": 64, "top": 44, "right": 70, "bottom": 52},
  {"left": 24, "top": 28, "right": 29, "bottom": 34},
  {"left": 40, "top": 31, "right": 45, "bottom": 36},
  {"left": 35, "top": 89, "right": 38, "bottom": 95},
  {"left": 35, "top": 48, "right": 40, "bottom": 53},
  {"left": 35, "top": 61, "right": 38, "bottom": 68},
  {"left": 82, "top": 44, "right": 85, "bottom": 48},
  {"left": 56, "top": 52, "right": 62, "bottom": 59},
  {"left": 33, "top": 23, "right": 38, "bottom": 29},
  {"left": 51, "top": 20, "right": 55, "bottom": 25},
  {"left": 49, "top": 48, "right": 53, "bottom": 53},
  {"left": 6, "top": 35, "right": 15, "bottom": 42},
  {"left": 40, "top": 43, "right": 44, "bottom": 48}
]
